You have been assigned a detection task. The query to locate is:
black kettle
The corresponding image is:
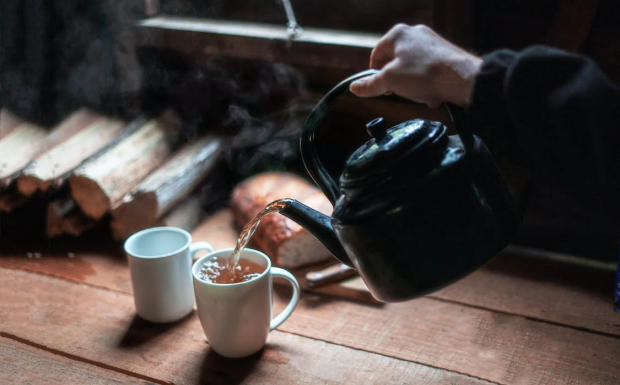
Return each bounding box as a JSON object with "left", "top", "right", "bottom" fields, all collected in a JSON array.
[{"left": 279, "top": 70, "right": 520, "bottom": 302}]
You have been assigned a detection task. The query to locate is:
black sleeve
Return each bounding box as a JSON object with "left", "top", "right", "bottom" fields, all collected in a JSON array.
[{"left": 468, "top": 45, "right": 620, "bottom": 223}]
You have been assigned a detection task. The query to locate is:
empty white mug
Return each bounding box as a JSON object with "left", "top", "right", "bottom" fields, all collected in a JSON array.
[
  {"left": 124, "top": 226, "right": 213, "bottom": 323},
  {"left": 192, "top": 248, "right": 300, "bottom": 358}
]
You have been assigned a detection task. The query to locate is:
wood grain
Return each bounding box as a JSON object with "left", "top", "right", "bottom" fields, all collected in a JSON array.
[
  {"left": 0, "top": 252, "right": 133, "bottom": 294},
  {"left": 158, "top": 0, "right": 432, "bottom": 34},
  {"left": 0, "top": 268, "right": 490, "bottom": 385},
  {"left": 0, "top": 109, "right": 24, "bottom": 140},
  {"left": 2, "top": 253, "right": 620, "bottom": 384},
  {"left": 46, "top": 198, "right": 97, "bottom": 238},
  {"left": 17, "top": 110, "right": 126, "bottom": 196},
  {"left": 0, "top": 122, "right": 47, "bottom": 187},
  {"left": 110, "top": 136, "right": 220, "bottom": 240},
  {"left": 70, "top": 117, "right": 174, "bottom": 220},
  {"left": 272, "top": 290, "right": 620, "bottom": 385},
  {"left": 137, "top": 17, "right": 377, "bottom": 73},
  {"left": 3, "top": 209, "right": 619, "bottom": 337},
  {"left": 431, "top": 248, "right": 619, "bottom": 337},
  {"left": 0, "top": 336, "right": 147, "bottom": 385}
]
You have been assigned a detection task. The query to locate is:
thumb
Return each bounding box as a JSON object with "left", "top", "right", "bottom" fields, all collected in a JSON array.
[{"left": 349, "top": 72, "right": 389, "bottom": 97}]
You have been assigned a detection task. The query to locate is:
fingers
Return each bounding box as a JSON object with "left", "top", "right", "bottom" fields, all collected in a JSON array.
[
  {"left": 369, "top": 24, "right": 408, "bottom": 69},
  {"left": 350, "top": 71, "right": 390, "bottom": 97},
  {"left": 369, "top": 37, "right": 395, "bottom": 69}
]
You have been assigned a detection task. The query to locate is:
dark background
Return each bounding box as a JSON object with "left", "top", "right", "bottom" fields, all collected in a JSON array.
[{"left": 1, "top": 0, "right": 619, "bottom": 261}]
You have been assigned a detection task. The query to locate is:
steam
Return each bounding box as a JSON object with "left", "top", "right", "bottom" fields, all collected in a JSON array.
[
  {"left": 139, "top": 48, "right": 313, "bottom": 181},
  {"left": 222, "top": 63, "right": 312, "bottom": 177},
  {"left": 2, "top": 2, "right": 314, "bottom": 212},
  {"left": 1, "top": 0, "right": 122, "bottom": 126}
]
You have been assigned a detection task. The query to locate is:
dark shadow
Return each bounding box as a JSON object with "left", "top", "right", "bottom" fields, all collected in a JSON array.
[
  {"left": 0, "top": 221, "right": 124, "bottom": 258},
  {"left": 198, "top": 344, "right": 263, "bottom": 385},
  {"left": 118, "top": 312, "right": 195, "bottom": 348},
  {"left": 484, "top": 250, "right": 615, "bottom": 301},
  {"left": 273, "top": 280, "right": 384, "bottom": 310}
]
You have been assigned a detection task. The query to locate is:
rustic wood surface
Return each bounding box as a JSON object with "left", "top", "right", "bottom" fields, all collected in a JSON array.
[
  {"left": 1, "top": 208, "right": 619, "bottom": 384},
  {"left": 157, "top": 0, "right": 432, "bottom": 34},
  {"left": 0, "top": 268, "right": 491, "bottom": 385},
  {"left": 137, "top": 17, "right": 378, "bottom": 74},
  {"left": 0, "top": 336, "right": 145, "bottom": 385}
]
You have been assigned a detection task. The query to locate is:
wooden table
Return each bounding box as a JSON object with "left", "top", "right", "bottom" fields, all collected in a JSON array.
[{"left": 2, "top": 213, "right": 620, "bottom": 384}]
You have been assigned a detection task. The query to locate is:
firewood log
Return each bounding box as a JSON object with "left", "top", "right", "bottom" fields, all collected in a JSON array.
[
  {"left": 46, "top": 197, "right": 96, "bottom": 237},
  {"left": 0, "top": 121, "right": 47, "bottom": 190},
  {"left": 69, "top": 114, "right": 178, "bottom": 220},
  {"left": 0, "top": 109, "right": 24, "bottom": 140},
  {"left": 0, "top": 189, "right": 30, "bottom": 213},
  {"left": 110, "top": 136, "right": 221, "bottom": 240},
  {"left": 158, "top": 195, "right": 204, "bottom": 233},
  {"left": 17, "top": 110, "right": 126, "bottom": 196}
]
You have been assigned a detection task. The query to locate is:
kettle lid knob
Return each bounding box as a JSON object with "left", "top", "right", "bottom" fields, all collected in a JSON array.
[{"left": 366, "top": 118, "right": 389, "bottom": 141}]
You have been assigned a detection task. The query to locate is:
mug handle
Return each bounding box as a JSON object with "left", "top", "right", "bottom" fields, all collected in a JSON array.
[
  {"left": 190, "top": 242, "right": 214, "bottom": 263},
  {"left": 270, "top": 267, "right": 300, "bottom": 330}
]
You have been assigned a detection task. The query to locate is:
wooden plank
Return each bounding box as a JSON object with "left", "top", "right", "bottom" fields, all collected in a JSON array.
[
  {"left": 0, "top": 251, "right": 133, "bottom": 294},
  {"left": 0, "top": 269, "right": 489, "bottom": 385},
  {"left": 272, "top": 291, "right": 620, "bottom": 385},
  {"left": 158, "top": 0, "right": 432, "bottom": 34},
  {"left": 2, "top": 210, "right": 619, "bottom": 337},
  {"left": 0, "top": 336, "right": 147, "bottom": 385},
  {"left": 2, "top": 255, "right": 620, "bottom": 383},
  {"left": 137, "top": 17, "right": 379, "bottom": 73},
  {"left": 431, "top": 247, "right": 619, "bottom": 336}
]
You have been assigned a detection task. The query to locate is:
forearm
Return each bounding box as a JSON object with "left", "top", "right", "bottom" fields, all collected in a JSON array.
[{"left": 468, "top": 46, "right": 620, "bottom": 221}]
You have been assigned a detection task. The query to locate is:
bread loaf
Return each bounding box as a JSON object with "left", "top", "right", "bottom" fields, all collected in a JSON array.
[{"left": 230, "top": 172, "right": 333, "bottom": 268}]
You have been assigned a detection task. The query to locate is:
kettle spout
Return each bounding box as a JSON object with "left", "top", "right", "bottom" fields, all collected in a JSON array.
[{"left": 279, "top": 199, "right": 353, "bottom": 268}]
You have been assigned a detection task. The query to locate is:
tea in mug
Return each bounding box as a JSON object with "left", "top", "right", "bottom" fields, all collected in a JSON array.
[{"left": 199, "top": 257, "right": 264, "bottom": 284}]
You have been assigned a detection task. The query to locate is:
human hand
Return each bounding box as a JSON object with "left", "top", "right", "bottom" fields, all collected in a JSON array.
[{"left": 350, "top": 24, "right": 482, "bottom": 107}]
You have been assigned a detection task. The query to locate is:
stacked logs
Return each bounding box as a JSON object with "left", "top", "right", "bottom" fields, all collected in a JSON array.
[{"left": 0, "top": 108, "right": 222, "bottom": 240}]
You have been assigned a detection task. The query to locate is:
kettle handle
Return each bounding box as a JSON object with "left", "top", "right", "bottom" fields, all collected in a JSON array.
[{"left": 300, "top": 69, "right": 474, "bottom": 206}]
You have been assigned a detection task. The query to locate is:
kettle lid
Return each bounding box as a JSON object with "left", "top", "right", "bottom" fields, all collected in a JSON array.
[{"left": 341, "top": 118, "right": 447, "bottom": 186}]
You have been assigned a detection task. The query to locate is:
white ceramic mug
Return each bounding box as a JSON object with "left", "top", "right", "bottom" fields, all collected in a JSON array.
[
  {"left": 192, "top": 248, "right": 300, "bottom": 358},
  {"left": 124, "top": 227, "right": 213, "bottom": 323}
]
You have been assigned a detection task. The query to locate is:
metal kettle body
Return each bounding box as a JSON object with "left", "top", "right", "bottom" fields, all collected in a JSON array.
[{"left": 279, "top": 70, "right": 520, "bottom": 302}]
